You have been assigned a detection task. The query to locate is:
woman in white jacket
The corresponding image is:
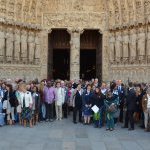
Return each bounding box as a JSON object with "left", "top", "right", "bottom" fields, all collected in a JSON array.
[
  {"left": 55, "top": 81, "right": 65, "bottom": 120},
  {"left": 20, "top": 83, "right": 33, "bottom": 127}
]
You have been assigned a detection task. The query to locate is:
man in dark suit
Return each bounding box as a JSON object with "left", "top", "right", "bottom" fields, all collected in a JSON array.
[
  {"left": 123, "top": 82, "right": 136, "bottom": 130},
  {"left": 117, "top": 80, "right": 125, "bottom": 123}
]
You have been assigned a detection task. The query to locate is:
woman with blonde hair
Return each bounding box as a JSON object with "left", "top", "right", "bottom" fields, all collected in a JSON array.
[{"left": 20, "top": 83, "right": 33, "bottom": 127}]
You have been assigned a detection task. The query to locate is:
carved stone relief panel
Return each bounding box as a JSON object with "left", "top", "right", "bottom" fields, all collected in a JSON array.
[
  {"left": 135, "top": 0, "right": 144, "bottom": 23},
  {"left": 120, "top": 0, "right": 128, "bottom": 25},
  {"left": 7, "top": 0, "right": 15, "bottom": 21},
  {"left": 113, "top": 0, "right": 121, "bottom": 26},
  {"left": 127, "top": 0, "right": 135, "bottom": 24}
]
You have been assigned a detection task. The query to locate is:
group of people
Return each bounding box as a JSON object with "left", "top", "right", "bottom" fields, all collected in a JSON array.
[{"left": 0, "top": 78, "right": 150, "bottom": 132}]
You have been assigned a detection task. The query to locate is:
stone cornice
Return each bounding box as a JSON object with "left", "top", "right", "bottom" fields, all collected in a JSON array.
[
  {"left": 109, "top": 22, "right": 150, "bottom": 32},
  {"left": 0, "top": 17, "right": 42, "bottom": 31}
]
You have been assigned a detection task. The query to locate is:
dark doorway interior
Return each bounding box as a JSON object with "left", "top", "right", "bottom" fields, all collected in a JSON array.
[
  {"left": 48, "top": 29, "right": 70, "bottom": 80},
  {"left": 80, "top": 50, "right": 96, "bottom": 80},
  {"left": 53, "top": 49, "right": 70, "bottom": 80},
  {"left": 80, "top": 30, "right": 102, "bottom": 81}
]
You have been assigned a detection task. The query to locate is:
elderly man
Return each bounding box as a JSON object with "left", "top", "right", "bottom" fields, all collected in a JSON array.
[{"left": 43, "top": 81, "right": 56, "bottom": 122}]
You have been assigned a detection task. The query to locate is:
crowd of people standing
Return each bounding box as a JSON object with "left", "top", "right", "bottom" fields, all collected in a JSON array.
[{"left": 0, "top": 78, "right": 150, "bottom": 132}]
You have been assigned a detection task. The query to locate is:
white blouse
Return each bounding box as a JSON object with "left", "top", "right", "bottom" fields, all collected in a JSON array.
[{"left": 20, "top": 91, "right": 33, "bottom": 108}]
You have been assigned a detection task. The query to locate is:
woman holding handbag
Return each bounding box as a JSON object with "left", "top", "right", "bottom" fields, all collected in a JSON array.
[
  {"left": 2, "top": 84, "right": 18, "bottom": 125},
  {"left": 20, "top": 83, "right": 33, "bottom": 127}
]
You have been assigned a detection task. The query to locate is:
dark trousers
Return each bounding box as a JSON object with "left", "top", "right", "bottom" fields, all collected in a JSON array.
[
  {"left": 125, "top": 110, "right": 134, "bottom": 129},
  {"left": 73, "top": 107, "right": 82, "bottom": 122},
  {"left": 119, "top": 101, "right": 124, "bottom": 122},
  {"left": 62, "top": 102, "right": 68, "bottom": 118},
  {"left": 45, "top": 102, "right": 54, "bottom": 120}
]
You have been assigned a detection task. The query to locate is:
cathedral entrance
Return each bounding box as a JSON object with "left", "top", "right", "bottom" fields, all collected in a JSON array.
[
  {"left": 48, "top": 29, "right": 102, "bottom": 80},
  {"left": 48, "top": 29, "right": 70, "bottom": 80},
  {"left": 80, "top": 49, "right": 96, "bottom": 80},
  {"left": 80, "top": 30, "right": 102, "bottom": 80},
  {"left": 53, "top": 49, "right": 70, "bottom": 80}
]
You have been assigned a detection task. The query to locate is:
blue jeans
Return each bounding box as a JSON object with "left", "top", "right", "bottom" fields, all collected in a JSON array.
[
  {"left": 106, "top": 112, "right": 114, "bottom": 129},
  {"left": 99, "top": 106, "right": 104, "bottom": 127}
]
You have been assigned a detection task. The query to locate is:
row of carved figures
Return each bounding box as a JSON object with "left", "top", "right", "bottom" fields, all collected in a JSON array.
[
  {"left": 0, "top": 24, "right": 41, "bottom": 65},
  {"left": 109, "top": 25, "right": 150, "bottom": 65}
]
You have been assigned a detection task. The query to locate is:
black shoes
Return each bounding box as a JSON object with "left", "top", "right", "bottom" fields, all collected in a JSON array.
[
  {"left": 122, "top": 126, "right": 128, "bottom": 128},
  {"left": 128, "top": 128, "right": 134, "bottom": 131},
  {"left": 73, "top": 121, "right": 77, "bottom": 124}
]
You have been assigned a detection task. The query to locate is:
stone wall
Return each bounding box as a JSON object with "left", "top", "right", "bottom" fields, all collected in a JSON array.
[
  {"left": 0, "top": 0, "right": 150, "bottom": 82},
  {"left": 0, "top": 22, "right": 41, "bottom": 81},
  {"left": 107, "top": 0, "right": 150, "bottom": 82}
]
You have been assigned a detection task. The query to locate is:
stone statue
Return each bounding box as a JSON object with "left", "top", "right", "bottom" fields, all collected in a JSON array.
[
  {"left": 6, "top": 27, "right": 14, "bottom": 63},
  {"left": 137, "top": 26, "right": 145, "bottom": 61},
  {"left": 21, "top": 30, "right": 28, "bottom": 63},
  {"left": 109, "top": 32, "right": 115, "bottom": 63},
  {"left": 129, "top": 28, "right": 137, "bottom": 63},
  {"left": 115, "top": 31, "right": 122, "bottom": 62},
  {"left": 0, "top": 25, "right": 5, "bottom": 62},
  {"left": 14, "top": 28, "right": 21, "bottom": 62}
]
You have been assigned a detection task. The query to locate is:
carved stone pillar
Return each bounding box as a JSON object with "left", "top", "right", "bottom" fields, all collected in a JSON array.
[
  {"left": 21, "top": 30, "right": 28, "bottom": 63},
  {"left": 28, "top": 31, "right": 35, "bottom": 64},
  {"left": 109, "top": 32, "right": 115, "bottom": 63},
  {"left": 6, "top": 27, "right": 14, "bottom": 63},
  {"left": 40, "top": 30, "right": 49, "bottom": 80},
  {"left": 129, "top": 28, "right": 137, "bottom": 62},
  {"left": 68, "top": 28, "right": 83, "bottom": 80},
  {"left": 147, "top": 26, "right": 150, "bottom": 62},
  {"left": 115, "top": 31, "right": 122, "bottom": 62},
  {"left": 35, "top": 32, "right": 41, "bottom": 65},
  {"left": 102, "top": 31, "right": 109, "bottom": 82},
  {"left": 137, "top": 26, "right": 145, "bottom": 61},
  {"left": 0, "top": 25, "right": 5, "bottom": 62},
  {"left": 122, "top": 30, "right": 129, "bottom": 61},
  {"left": 14, "top": 28, "right": 21, "bottom": 62}
]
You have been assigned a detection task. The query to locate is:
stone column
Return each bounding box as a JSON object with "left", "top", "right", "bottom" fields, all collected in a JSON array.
[
  {"left": 68, "top": 28, "right": 83, "bottom": 80},
  {"left": 14, "top": 28, "right": 21, "bottom": 62},
  {"left": 28, "top": 31, "right": 35, "bottom": 64},
  {"left": 21, "top": 29, "right": 28, "bottom": 63},
  {"left": 129, "top": 28, "right": 137, "bottom": 63},
  {"left": 109, "top": 32, "right": 115, "bottom": 63},
  {"left": 115, "top": 31, "right": 122, "bottom": 63},
  {"left": 102, "top": 31, "right": 109, "bottom": 82},
  {"left": 34, "top": 32, "right": 41, "bottom": 65},
  {"left": 147, "top": 26, "right": 150, "bottom": 62},
  {"left": 40, "top": 30, "right": 49, "bottom": 80},
  {"left": 122, "top": 30, "right": 129, "bottom": 62},
  {"left": 0, "top": 24, "right": 5, "bottom": 62},
  {"left": 137, "top": 26, "right": 145, "bottom": 61},
  {"left": 6, "top": 27, "right": 14, "bottom": 63}
]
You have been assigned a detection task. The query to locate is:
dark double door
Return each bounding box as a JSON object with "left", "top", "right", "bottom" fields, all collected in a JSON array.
[
  {"left": 49, "top": 29, "right": 102, "bottom": 80},
  {"left": 53, "top": 49, "right": 70, "bottom": 80}
]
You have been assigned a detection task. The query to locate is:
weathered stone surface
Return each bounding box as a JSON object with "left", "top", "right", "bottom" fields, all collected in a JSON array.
[{"left": 0, "top": 0, "right": 149, "bottom": 82}]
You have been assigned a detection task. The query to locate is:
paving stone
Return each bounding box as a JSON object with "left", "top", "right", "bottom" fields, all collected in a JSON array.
[{"left": 0, "top": 117, "right": 150, "bottom": 150}]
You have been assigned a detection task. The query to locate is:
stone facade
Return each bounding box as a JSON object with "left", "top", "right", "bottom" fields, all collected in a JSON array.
[{"left": 0, "top": 0, "right": 149, "bottom": 82}]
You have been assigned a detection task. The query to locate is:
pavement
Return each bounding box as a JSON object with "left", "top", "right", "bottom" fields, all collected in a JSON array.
[{"left": 0, "top": 116, "right": 150, "bottom": 150}]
